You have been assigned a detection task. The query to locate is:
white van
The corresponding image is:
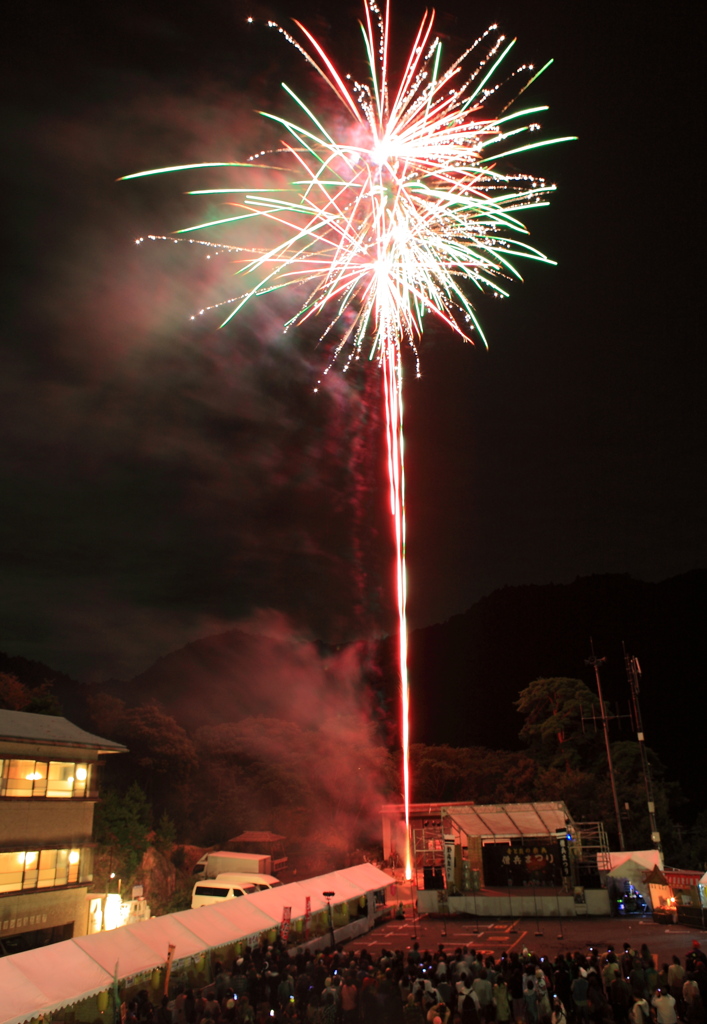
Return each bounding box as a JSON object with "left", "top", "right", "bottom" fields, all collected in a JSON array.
[
  {"left": 191, "top": 877, "right": 258, "bottom": 909},
  {"left": 213, "top": 871, "right": 283, "bottom": 892}
]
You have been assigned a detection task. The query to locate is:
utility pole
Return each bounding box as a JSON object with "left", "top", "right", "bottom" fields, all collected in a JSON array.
[
  {"left": 586, "top": 640, "right": 625, "bottom": 851},
  {"left": 624, "top": 645, "right": 661, "bottom": 853}
]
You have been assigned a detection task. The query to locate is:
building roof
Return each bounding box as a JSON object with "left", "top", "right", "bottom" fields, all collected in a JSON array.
[
  {"left": 381, "top": 801, "right": 475, "bottom": 816},
  {"left": 444, "top": 802, "right": 570, "bottom": 839},
  {"left": 381, "top": 800, "right": 572, "bottom": 839},
  {"left": 228, "top": 831, "right": 286, "bottom": 844},
  {"left": 0, "top": 710, "right": 127, "bottom": 754}
]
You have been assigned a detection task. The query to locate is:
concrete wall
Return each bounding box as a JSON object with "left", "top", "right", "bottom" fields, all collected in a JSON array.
[
  {"left": 418, "top": 890, "right": 600, "bottom": 917},
  {"left": 0, "top": 799, "right": 94, "bottom": 845},
  {"left": 584, "top": 889, "right": 611, "bottom": 915},
  {"left": 0, "top": 885, "right": 89, "bottom": 939}
]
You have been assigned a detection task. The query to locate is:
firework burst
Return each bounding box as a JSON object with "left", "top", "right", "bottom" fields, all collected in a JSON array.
[{"left": 123, "top": 1, "right": 573, "bottom": 881}]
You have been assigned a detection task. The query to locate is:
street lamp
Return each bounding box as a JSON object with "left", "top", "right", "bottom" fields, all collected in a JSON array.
[{"left": 322, "top": 891, "right": 336, "bottom": 949}]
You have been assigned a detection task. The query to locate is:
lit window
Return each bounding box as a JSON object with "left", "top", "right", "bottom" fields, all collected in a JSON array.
[
  {"left": 47, "top": 762, "right": 76, "bottom": 798},
  {"left": 0, "top": 847, "right": 90, "bottom": 892},
  {"left": 1, "top": 759, "right": 93, "bottom": 798},
  {"left": 0, "top": 852, "right": 23, "bottom": 893},
  {"left": 3, "top": 760, "right": 46, "bottom": 796},
  {"left": 55, "top": 849, "right": 69, "bottom": 886},
  {"left": 38, "top": 849, "right": 58, "bottom": 888},
  {"left": 22, "top": 851, "right": 39, "bottom": 889}
]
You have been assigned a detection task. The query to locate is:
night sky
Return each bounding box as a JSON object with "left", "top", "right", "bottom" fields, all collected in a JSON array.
[{"left": 1, "top": 0, "right": 703, "bottom": 681}]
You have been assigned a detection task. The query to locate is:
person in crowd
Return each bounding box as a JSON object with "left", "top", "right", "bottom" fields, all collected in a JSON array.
[
  {"left": 586, "top": 973, "right": 607, "bottom": 1024},
  {"left": 155, "top": 996, "right": 172, "bottom": 1024},
  {"left": 510, "top": 962, "right": 527, "bottom": 1023},
  {"left": 524, "top": 980, "right": 538, "bottom": 1024},
  {"left": 429, "top": 1001, "right": 451, "bottom": 1024},
  {"left": 458, "top": 974, "right": 478, "bottom": 1017},
  {"left": 630, "top": 958, "right": 648, "bottom": 1000},
  {"left": 462, "top": 989, "right": 483, "bottom": 1024},
  {"left": 652, "top": 987, "right": 678, "bottom": 1024},
  {"left": 688, "top": 945, "right": 707, "bottom": 972},
  {"left": 340, "top": 970, "right": 358, "bottom": 1023},
  {"left": 571, "top": 970, "right": 590, "bottom": 1024},
  {"left": 473, "top": 970, "right": 494, "bottom": 1021},
  {"left": 494, "top": 975, "right": 511, "bottom": 1024},
  {"left": 610, "top": 970, "right": 634, "bottom": 1024},
  {"left": 603, "top": 955, "right": 621, "bottom": 991},
  {"left": 320, "top": 989, "right": 337, "bottom": 1024},
  {"left": 173, "top": 989, "right": 188, "bottom": 1024},
  {"left": 553, "top": 959, "right": 572, "bottom": 1020},
  {"left": 685, "top": 973, "right": 701, "bottom": 1013},
  {"left": 551, "top": 999, "right": 567, "bottom": 1024},
  {"left": 113, "top": 934, "right": 707, "bottom": 1024},
  {"left": 667, "top": 957, "right": 685, "bottom": 1015},
  {"left": 630, "top": 993, "right": 651, "bottom": 1024},
  {"left": 687, "top": 995, "right": 706, "bottom": 1024},
  {"left": 658, "top": 965, "right": 670, "bottom": 994},
  {"left": 535, "top": 970, "right": 552, "bottom": 1024}
]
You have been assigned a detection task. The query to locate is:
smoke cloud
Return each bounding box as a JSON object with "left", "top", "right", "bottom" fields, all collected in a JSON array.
[{"left": 2, "top": 31, "right": 395, "bottom": 680}]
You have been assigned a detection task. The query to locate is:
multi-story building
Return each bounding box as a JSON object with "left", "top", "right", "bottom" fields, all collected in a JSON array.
[{"left": 0, "top": 708, "right": 126, "bottom": 954}]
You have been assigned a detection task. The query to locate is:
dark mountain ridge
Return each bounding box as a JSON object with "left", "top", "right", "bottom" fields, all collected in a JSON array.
[{"left": 2, "top": 569, "right": 703, "bottom": 807}]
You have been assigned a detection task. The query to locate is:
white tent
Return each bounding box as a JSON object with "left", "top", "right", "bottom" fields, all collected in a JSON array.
[
  {"left": 170, "top": 903, "right": 255, "bottom": 950},
  {"left": 121, "top": 913, "right": 209, "bottom": 960},
  {"left": 300, "top": 871, "right": 365, "bottom": 903},
  {"left": 0, "top": 942, "right": 114, "bottom": 1023},
  {"left": 237, "top": 864, "right": 392, "bottom": 923},
  {"left": 334, "top": 863, "right": 394, "bottom": 892},
  {"left": 206, "top": 893, "right": 281, "bottom": 939},
  {"left": 242, "top": 881, "right": 326, "bottom": 921},
  {"left": 606, "top": 849, "right": 663, "bottom": 872},
  {"left": 0, "top": 863, "right": 394, "bottom": 1024},
  {"left": 73, "top": 924, "right": 167, "bottom": 977},
  {"left": 607, "top": 857, "right": 653, "bottom": 908}
]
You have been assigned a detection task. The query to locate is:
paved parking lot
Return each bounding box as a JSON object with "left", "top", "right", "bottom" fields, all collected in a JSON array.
[{"left": 342, "top": 913, "right": 705, "bottom": 963}]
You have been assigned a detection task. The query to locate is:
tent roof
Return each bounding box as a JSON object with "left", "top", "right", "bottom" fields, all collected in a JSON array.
[
  {"left": 0, "top": 959, "right": 55, "bottom": 1024},
  {"left": 608, "top": 857, "right": 648, "bottom": 878},
  {"left": 308, "top": 871, "right": 368, "bottom": 902},
  {"left": 246, "top": 866, "right": 394, "bottom": 921},
  {"left": 208, "top": 895, "right": 280, "bottom": 938},
  {"left": 0, "top": 862, "right": 394, "bottom": 1024},
  {"left": 242, "top": 881, "right": 327, "bottom": 919},
  {"left": 171, "top": 904, "right": 255, "bottom": 950},
  {"left": 644, "top": 865, "right": 669, "bottom": 885},
  {"left": 0, "top": 941, "right": 113, "bottom": 1024},
  {"left": 445, "top": 802, "right": 569, "bottom": 839},
  {"left": 73, "top": 923, "right": 165, "bottom": 977},
  {"left": 121, "top": 914, "right": 208, "bottom": 961},
  {"left": 334, "top": 863, "right": 395, "bottom": 891},
  {"left": 606, "top": 850, "right": 662, "bottom": 872}
]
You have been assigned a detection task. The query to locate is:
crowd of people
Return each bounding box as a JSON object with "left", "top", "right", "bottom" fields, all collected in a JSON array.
[{"left": 122, "top": 937, "right": 707, "bottom": 1024}]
